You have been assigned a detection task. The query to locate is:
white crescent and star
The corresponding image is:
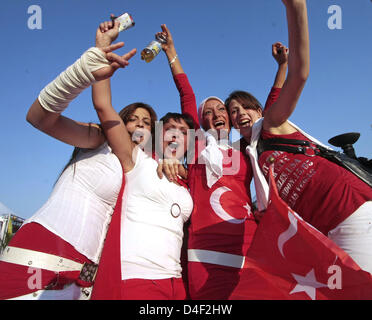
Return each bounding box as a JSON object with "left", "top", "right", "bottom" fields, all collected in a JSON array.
[
  {"left": 209, "top": 186, "right": 331, "bottom": 300},
  {"left": 277, "top": 211, "right": 298, "bottom": 258},
  {"left": 290, "top": 269, "right": 328, "bottom": 300},
  {"left": 209, "top": 186, "right": 251, "bottom": 224},
  {"left": 277, "top": 211, "right": 329, "bottom": 300}
]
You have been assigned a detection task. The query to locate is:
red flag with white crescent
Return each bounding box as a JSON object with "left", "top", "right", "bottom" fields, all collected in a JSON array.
[{"left": 231, "top": 165, "right": 372, "bottom": 300}]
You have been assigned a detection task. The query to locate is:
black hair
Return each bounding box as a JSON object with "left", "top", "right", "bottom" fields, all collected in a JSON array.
[{"left": 159, "top": 112, "right": 195, "bottom": 130}]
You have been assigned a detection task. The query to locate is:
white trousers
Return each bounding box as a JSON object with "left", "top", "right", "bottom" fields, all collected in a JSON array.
[{"left": 328, "top": 201, "right": 372, "bottom": 274}]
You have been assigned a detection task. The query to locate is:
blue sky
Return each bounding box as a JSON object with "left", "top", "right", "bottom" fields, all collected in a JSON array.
[{"left": 1, "top": 0, "right": 371, "bottom": 219}]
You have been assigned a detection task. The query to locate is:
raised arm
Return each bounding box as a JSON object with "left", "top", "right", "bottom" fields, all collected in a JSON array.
[
  {"left": 263, "top": 0, "right": 309, "bottom": 133},
  {"left": 158, "top": 24, "right": 199, "bottom": 129},
  {"left": 92, "top": 19, "right": 138, "bottom": 172},
  {"left": 26, "top": 101, "right": 104, "bottom": 148},
  {"left": 156, "top": 24, "right": 196, "bottom": 182},
  {"left": 26, "top": 20, "right": 130, "bottom": 149},
  {"left": 263, "top": 42, "right": 289, "bottom": 113},
  {"left": 157, "top": 24, "right": 184, "bottom": 76},
  {"left": 272, "top": 42, "right": 289, "bottom": 89}
]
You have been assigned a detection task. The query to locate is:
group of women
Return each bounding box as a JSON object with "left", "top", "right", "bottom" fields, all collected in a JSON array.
[{"left": 0, "top": 0, "right": 371, "bottom": 300}]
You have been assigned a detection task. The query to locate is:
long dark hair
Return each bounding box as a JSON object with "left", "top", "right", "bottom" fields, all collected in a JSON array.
[
  {"left": 56, "top": 122, "right": 100, "bottom": 184},
  {"left": 119, "top": 102, "right": 158, "bottom": 152},
  {"left": 56, "top": 102, "right": 157, "bottom": 184}
]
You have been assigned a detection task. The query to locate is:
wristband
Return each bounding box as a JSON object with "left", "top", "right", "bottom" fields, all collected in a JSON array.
[{"left": 169, "top": 55, "right": 178, "bottom": 66}]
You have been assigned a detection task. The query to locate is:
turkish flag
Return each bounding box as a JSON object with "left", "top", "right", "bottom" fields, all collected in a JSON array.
[
  {"left": 231, "top": 166, "right": 372, "bottom": 300},
  {"left": 91, "top": 173, "right": 126, "bottom": 300}
]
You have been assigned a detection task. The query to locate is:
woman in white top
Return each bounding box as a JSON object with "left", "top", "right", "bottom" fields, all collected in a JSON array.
[
  {"left": 0, "top": 21, "right": 152, "bottom": 300},
  {"left": 90, "top": 30, "right": 195, "bottom": 298}
]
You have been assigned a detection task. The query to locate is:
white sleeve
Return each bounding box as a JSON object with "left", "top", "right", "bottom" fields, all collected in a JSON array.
[{"left": 38, "top": 47, "right": 109, "bottom": 113}]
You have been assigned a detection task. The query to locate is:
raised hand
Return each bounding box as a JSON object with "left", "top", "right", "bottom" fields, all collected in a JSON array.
[
  {"left": 156, "top": 24, "right": 175, "bottom": 52},
  {"left": 272, "top": 42, "right": 289, "bottom": 66},
  {"left": 92, "top": 43, "right": 137, "bottom": 81},
  {"left": 96, "top": 15, "right": 120, "bottom": 48},
  {"left": 157, "top": 24, "right": 183, "bottom": 74}
]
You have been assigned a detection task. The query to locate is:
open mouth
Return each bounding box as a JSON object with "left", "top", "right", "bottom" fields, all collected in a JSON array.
[
  {"left": 214, "top": 120, "right": 225, "bottom": 129},
  {"left": 239, "top": 119, "right": 251, "bottom": 127},
  {"left": 168, "top": 142, "right": 179, "bottom": 151},
  {"left": 132, "top": 130, "right": 145, "bottom": 142}
]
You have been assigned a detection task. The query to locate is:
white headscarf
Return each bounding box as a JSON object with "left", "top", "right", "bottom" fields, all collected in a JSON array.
[{"left": 197, "top": 96, "right": 225, "bottom": 130}]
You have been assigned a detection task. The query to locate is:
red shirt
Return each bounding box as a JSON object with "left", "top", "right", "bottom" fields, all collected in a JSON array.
[
  {"left": 259, "top": 130, "right": 372, "bottom": 234},
  {"left": 263, "top": 87, "right": 281, "bottom": 113},
  {"left": 174, "top": 73, "right": 257, "bottom": 256}
]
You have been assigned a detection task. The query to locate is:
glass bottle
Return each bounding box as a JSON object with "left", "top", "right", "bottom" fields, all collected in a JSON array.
[{"left": 141, "top": 34, "right": 167, "bottom": 63}]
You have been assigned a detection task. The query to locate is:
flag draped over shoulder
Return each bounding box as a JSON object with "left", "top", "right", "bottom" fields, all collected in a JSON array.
[
  {"left": 91, "top": 174, "right": 126, "bottom": 300},
  {"left": 231, "top": 166, "right": 372, "bottom": 300}
]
